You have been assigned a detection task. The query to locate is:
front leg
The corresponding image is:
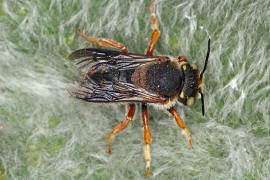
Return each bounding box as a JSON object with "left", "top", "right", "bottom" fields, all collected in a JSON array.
[
  {"left": 142, "top": 103, "right": 152, "bottom": 177},
  {"left": 168, "top": 107, "right": 192, "bottom": 148}
]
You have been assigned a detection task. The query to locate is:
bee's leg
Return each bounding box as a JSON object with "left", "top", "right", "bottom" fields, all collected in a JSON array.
[
  {"left": 178, "top": 56, "right": 188, "bottom": 63},
  {"left": 77, "top": 29, "right": 128, "bottom": 53},
  {"left": 146, "top": 4, "right": 160, "bottom": 56},
  {"left": 106, "top": 104, "right": 135, "bottom": 154},
  {"left": 142, "top": 103, "right": 152, "bottom": 177},
  {"left": 168, "top": 107, "right": 193, "bottom": 148}
]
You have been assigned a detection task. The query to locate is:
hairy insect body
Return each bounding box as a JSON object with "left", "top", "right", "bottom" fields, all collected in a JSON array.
[
  {"left": 70, "top": 48, "right": 203, "bottom": 109},
  {"left": 81, "top": 51, "right": 200, "bottom": 109}
]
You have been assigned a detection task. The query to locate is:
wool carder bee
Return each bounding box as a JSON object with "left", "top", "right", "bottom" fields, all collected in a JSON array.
[{"left": 68, "top": 4, "right": 210, "bottom": 177}]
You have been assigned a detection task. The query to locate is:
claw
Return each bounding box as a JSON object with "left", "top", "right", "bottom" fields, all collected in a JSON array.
[
  {"left": 146, "top": 165, "right": 150, "bottom": 177},
  {"left": 107, "top": 144, "right": 112, "bottom": 154}
]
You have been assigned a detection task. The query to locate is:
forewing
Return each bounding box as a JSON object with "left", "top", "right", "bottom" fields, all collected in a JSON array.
[
  {"left": 69, "top": 48, "right": 163, "bottom": 73},
  {"left": 68, "top": 79, "right": 166, "bottom": 103}
]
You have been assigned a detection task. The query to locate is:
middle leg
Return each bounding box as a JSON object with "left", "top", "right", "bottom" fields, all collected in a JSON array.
[
  {"left": 142, "top": 103, "right": 152, "bottom": 177},
  {"left": 106, "top": 104, "right": 135, "bottom": 154},
  {"left": 146, "top": 4, "right": 161, "bottom": 56}
]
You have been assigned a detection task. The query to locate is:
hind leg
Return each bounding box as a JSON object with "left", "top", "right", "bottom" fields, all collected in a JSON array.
[
  {"left": 146, "top": 4, "right": 160, "bottom": 56},
  {"left": 77, "top": 29, "right": 128, "bottom": 53},
  {"left": 106, "top": 104, "right": 135, "bottom": 153},
  {"left": 142, "top": 103, "right": 152, "bottom": 177}
]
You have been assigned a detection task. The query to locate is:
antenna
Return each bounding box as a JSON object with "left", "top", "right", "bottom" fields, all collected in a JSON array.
[
  {"left": 199, "top": 91, "right": 205, "bottom": 116},
  {"left": 199, "top": 39, "right": 211, "bottom": 116},
  {"left": 200, "top": 39, "right": 211, "bottom": 79}
]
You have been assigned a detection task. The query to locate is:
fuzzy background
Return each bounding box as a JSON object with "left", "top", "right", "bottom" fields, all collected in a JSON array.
[{"left": 0, "top": 0, "right": 270, "bottom": 179}]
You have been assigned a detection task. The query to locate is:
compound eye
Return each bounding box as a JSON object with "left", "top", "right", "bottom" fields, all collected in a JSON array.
[{"left": 178, "top": 56, "right": 187, "bottom": 62}]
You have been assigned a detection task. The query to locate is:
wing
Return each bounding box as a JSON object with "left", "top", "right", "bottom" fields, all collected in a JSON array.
[
  {"left": 68, "top": 48, "right": 168, "bottom": 103},
  {"left": 69, "top": 48, "right": 166, "bottom": 73},
  {"left": 68, "top": 79, "right": 166, "bottom": 103}
]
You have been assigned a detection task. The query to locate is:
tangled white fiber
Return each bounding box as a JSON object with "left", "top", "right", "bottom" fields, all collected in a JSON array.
[{"left": 0, "top": 0, "right": 269, "bottom": 179}]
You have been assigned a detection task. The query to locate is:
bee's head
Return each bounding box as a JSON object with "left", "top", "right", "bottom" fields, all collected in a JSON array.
[{"left": 177, "top": 39, "right": 210, "bottom": 116}]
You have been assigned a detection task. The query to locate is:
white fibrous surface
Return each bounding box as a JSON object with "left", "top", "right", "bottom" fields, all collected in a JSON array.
[{"left": 0, "top": 0, "right": 269, "bottom": 179}]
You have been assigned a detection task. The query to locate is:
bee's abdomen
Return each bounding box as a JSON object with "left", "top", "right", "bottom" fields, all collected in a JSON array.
[
  {"left": 88, "top": 64, "right": 134, "bottom": 85},
  {"left": 146, "top": 62, "right": 183, "bottom": 97}
]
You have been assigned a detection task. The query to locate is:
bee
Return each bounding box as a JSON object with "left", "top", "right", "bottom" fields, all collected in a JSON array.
[{"left": 68, "top": 4, "right": 210, "bottom": 177}]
